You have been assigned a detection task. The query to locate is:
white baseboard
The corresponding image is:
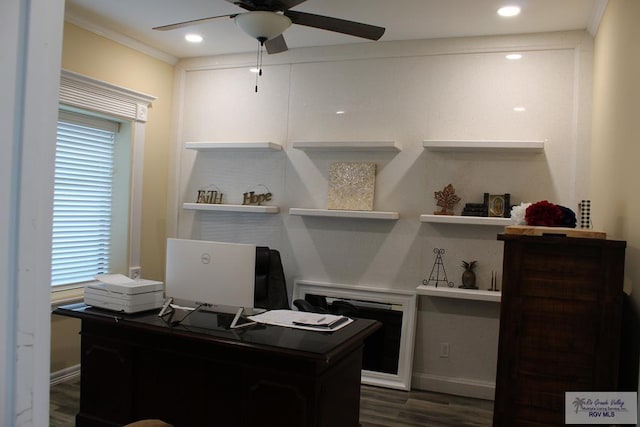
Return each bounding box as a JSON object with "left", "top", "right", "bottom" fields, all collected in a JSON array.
[
  {"left": 411, "top": 372, "right": 495, "bottom": 401},
  {"left": 50, "top": 364, "right": 81, "bottom": 386}
]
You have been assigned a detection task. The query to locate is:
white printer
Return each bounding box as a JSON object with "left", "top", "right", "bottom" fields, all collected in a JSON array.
[{"left": 84, "top": 274, "right": 164, "bottom": 313}]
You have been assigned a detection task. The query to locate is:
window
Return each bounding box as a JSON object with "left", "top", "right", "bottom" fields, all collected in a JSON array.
[
  {"left": 51, "top": 111, "right": 120, "bottom": 287},
  {"left": 52, "top": 70, "right": 155, "bottom": 299}
]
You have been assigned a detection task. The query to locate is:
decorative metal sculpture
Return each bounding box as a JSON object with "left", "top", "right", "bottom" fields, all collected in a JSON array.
[
  {"left": 434, "top": 184, "right": 460, "bottom": 215},
  {"left": 423, "top": 248, "right": 454, "bottom": 288}
]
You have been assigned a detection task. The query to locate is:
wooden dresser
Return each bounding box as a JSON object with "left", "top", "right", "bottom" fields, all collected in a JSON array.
[{"left": 493, "top": 231, "right": 626, "bottom": 426}]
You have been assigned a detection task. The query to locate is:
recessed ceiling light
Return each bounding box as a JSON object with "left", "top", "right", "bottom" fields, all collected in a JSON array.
[
  {"left": 513, "top": 106, "right": 526, "bottom": 112},
  {"left": 185, "top": 34, "right": 203, "bottom": 43},
  {"left": 497, "top": 6, "right": 521, "bottom": 17},
  {"left": 335, "top": 110, "right": 345, "bottom": 115},
  {"left": 506, "top": 53, "right": 523, "bottom": 60}
]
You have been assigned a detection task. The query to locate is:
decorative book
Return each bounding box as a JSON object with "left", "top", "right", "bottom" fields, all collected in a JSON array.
[{"left": 327, "top": 162, "right": 376, "bottom": 211}]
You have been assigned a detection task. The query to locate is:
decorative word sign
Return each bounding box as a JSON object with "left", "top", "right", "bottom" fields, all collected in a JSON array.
[
  {"left": 243, "top": 191, "right": 272, "bottom": 206},
  {"left": 197, "top": 190, "right": 224, "bottom": 204}
]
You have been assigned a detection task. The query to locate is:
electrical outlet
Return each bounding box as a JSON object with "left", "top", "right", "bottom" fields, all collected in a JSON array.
[
  {"left": 129, "top": 266, "right": 141, "bottom": 280},
  {"left": 439, "top": 342, "right": 450, "bottom": 358}
]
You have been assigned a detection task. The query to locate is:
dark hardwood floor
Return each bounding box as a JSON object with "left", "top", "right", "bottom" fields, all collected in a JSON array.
[
  {"left": 50, "top": 376, "right": 493, "bottom": 427},
  {"left": 359, "top": 385, "right": 493, "bottom": 427},
  {"left": 49, "top": 377, "right": 81, "bottom": 427}
]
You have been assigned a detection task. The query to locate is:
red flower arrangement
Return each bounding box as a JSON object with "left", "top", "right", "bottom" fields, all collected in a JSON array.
[{"left": 524, "top": 200, "right": 563, "bottom": 226}]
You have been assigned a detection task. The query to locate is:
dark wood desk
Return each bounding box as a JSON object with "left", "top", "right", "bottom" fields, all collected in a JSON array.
[{"left": 54, "top": 304, "right": 380, "bottom": 427}]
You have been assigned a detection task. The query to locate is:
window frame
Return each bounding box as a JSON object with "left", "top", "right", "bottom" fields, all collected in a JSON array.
[{"left": 53, "top": 69, "right": 155, "bottom": 305}]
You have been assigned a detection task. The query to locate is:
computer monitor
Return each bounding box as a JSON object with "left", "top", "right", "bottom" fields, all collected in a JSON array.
[{"left": 165, "top": 238, "right": 256, "bottom": 309}]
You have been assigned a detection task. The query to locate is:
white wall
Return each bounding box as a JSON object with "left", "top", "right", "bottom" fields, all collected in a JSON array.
[
  {"left": 169, "top": 30, "right": 594, "bottom": 398},
  {"left": 0, "top": 0, "right": 64, "bottom": 425},
  {"left": 591, "top": 0, "right": 640, "bottom": 400}
]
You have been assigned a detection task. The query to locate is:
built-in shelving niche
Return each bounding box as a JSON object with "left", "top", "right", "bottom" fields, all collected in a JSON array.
[
  {"left": 420, "top": 140, "right": 536, "bottom": 224},
  {"left": 290, "top": 141, "right": 400, "bottom": 217},
  {"left": 182, "top": 141, "right": 282, "bottom": 214}
]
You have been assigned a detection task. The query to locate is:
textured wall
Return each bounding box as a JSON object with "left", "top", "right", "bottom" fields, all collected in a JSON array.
[
  {"left": 51, "top": 22, "right": 174, "bottom": 374},
  {"left": 172, "top": 31, "right": 594, "bottom": 398},
  {"left": 591, "top": 0, "right": 640, "bottom": 396},
  {"left": 62, "top": 22, "right": 175, "bottom": 282}
]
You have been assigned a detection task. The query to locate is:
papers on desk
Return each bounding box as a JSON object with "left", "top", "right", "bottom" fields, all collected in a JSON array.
[
  {"left": 248, "top": 310, "right": 353, "bottom": 332},
  {"left": 86, "top": 274, "right": 164, "bottom": 313}
]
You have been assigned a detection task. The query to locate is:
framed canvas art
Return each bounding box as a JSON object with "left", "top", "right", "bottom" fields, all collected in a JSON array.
[{"left": 327, "top": 162, "right": 376, "bottom": 211}]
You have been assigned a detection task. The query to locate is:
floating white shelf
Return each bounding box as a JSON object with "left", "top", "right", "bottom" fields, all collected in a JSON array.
[
  {"left": 289, "top": 208, "right": 399, "bottom": 220},
  {"left": 292, "top": 140, "right": 400, "bottom": 152},
  {"left": 184, "top": 141, "right": 282, "bottom": 151},
  {"left": 420, "top": 214, "right": 511, "bottom": 226},
  {"left": 416, "top": 285, "right": 501, "bottom": 302},
  {"left": 183, "top": 203, "right": 279, "bottom": 213},
  {"left": 422, "top": 140, "right": 544, "bottom": 152}
]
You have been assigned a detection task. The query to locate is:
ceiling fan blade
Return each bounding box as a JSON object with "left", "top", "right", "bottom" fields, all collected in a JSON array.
[
  {"left": 275, "top": 0, "right": 308, "bottom": 10},
  {"left": 284, "top": 10, "right": 385, "bottom": 41},
  {"left": 265, "top": 34, "right": 288, "bottom": 54},
  {"left": 226, "top": 0, "right": 308, "bottom": 12},
  {"left": 153, "top": 14, "right": 236, "bottom": 31}
]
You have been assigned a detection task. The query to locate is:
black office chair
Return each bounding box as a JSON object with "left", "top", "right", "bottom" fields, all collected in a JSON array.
[
  {"left": 254, "top": 247, "right": 290, "bottom": 310},
  {"left": 293, "top": 295, "right": 359, "bottom": 316}
]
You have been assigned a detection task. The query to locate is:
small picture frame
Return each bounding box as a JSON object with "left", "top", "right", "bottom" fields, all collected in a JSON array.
[{"left": 485, "top": 193, "right": 511, "bottom": 217}]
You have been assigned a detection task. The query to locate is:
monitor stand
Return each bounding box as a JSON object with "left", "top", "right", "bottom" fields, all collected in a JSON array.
[{"left": 230, "top": 307, "right": 257, "bottom": 329}]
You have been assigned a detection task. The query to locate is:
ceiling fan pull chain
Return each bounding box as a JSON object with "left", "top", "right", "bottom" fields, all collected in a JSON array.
[
  {"left": 255, "top": 39, "right": 265, "bottom": 93},
  {"left": 259, "top": 42, "right": 264, "bottom": 76},
  {"left": 255, "top": 41, "right": 260, "bottom": 92}
]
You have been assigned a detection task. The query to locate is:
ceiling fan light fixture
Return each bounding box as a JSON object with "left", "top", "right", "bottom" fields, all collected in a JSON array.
[{"left": 235, "top": 11, "right": 292, "bottom": 41}]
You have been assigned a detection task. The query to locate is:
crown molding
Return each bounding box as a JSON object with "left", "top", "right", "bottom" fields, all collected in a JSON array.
[
  {"left": 587, "top": 0, "right": 608, "bottom": 37},
  {"left": 64, "top": 10, "right": 178, "bottom": 65}
]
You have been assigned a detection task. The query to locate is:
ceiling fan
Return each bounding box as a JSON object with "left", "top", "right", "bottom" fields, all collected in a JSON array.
[{"left": 153, "top": 0, "right": 386, "bottom": 54}]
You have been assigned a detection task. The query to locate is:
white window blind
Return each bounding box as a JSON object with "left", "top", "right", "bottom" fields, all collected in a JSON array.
[{"left": 51, "top": 111, "right": 119, "bottom": 287}]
